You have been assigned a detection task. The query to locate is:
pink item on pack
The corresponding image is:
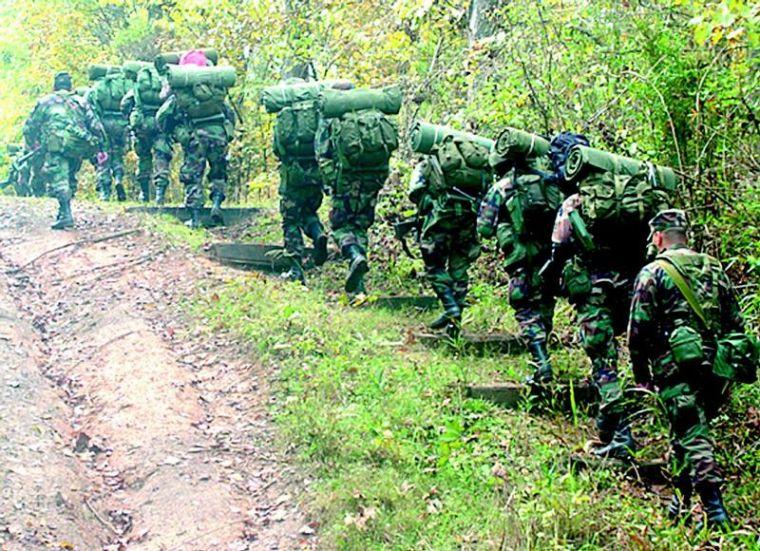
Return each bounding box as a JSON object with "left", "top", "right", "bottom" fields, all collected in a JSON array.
[{"left": 180, "top": 50, "right": 208, "bottom": 67}]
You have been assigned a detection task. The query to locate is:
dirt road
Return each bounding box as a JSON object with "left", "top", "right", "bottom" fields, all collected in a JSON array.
[{"left": 0, "top": 198, "right": 313, "bottom": 550}]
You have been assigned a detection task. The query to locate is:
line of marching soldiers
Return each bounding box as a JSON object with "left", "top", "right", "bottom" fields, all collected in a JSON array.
[
  {"left": 6, "top": 48, "right": 236, "bottom": 229},
  {"left": 262, "top": 77, "right": 757, "bottom": 531},
  {"left": 5, "top": 57, "right": 757, "bottom": 530}
]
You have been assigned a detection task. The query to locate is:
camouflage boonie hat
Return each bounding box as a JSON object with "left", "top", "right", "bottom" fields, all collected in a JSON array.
[
  {"left": 54, "top": 71, "right": 72, "bottom": 91},
  {"left": 649, "top": 209, "right": 688, "bottom": 233}
]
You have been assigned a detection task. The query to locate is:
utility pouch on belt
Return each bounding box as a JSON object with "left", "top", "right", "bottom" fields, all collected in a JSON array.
[
  {"left": 562, "top": 257, "right": 591, "bottom": 298},
  {"left": 668, "top": 325, "right": 704, "bottom": 368}
]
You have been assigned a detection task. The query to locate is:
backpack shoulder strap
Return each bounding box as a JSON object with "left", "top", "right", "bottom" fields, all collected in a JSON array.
[{"left": 655, "top": 255, "right": 710, "bottom": 330}]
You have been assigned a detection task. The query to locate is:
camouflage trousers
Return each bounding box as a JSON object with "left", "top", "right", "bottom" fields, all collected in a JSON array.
[
  {"left": 97, "top": 119, "right": 129, "bottom": 193},
  {"left": 39, "top": 152, "right": 82, "bottom": 200},
  {"left": 133, "top": 124, "right": 173, "bottom": 195},
  {"left": 420, "top": 205, "right": 481, "bottom": 301},
  {"left": 180, "top": 124, "right": 229, "bottom": 209},
  {"left": 508, "top": 262, "right": 555, "bottom": 344},
  {"left": 329, "top": 169, "right": 387, "bottom": 253},
  {"left": 279, "top": 160, "right": 324, "bottom": 259},
  {"left": 572, "top": 277, "right": 633, "bottom": 432}
]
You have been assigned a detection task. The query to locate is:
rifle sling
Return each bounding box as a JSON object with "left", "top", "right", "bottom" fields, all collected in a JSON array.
[{"left": 655, "top": 256, "right": 710, "bottom": 331}]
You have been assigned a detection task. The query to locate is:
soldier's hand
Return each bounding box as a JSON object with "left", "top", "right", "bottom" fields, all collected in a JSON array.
[{"left": 96, "top": 151, "right": 109, "bottom": 166}]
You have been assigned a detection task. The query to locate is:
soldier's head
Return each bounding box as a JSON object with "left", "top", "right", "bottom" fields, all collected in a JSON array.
[
  {"left": 53, "top": 71, "right": 73, "bottom": 92},
  {"left": 649, "top": 209, "right": 688, "bottom": 252}
]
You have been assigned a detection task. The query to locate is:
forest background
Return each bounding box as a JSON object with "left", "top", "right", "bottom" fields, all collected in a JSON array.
[{"left": 0, "top": 0, "right": 758, "bottom": 548}]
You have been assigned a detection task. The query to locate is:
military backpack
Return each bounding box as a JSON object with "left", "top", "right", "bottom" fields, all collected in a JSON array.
[
  {"left": 273, "top": 100, "right": 320, "bottom": 160},
  {"left": 333, "top": 109, "right": 398, "bottom": 170},
  {"left": 94, "top": 73, "right": 131, "bottom": 116}
]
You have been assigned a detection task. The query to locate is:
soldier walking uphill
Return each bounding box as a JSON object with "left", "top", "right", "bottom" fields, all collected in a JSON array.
[
  {"left": 23, "top": 72, "right": 108, "bottom": 230},
  {"left": 478, "top": 128, "right": 560, "bottom": 373},
  {"left": 316, "top": 86, "right": 400, "bottom": 294},
  {"left": 628, "top": 210, "right": 757, "bottom": 529},
  {"left": 87, "top": 66, "right": 131, "bottom": 201},
  {"left": 121, "top": 62, "right": 173, "bottom": 204},
  {"left": 156, "top": 51, "right": 236, "bottom": 228}
]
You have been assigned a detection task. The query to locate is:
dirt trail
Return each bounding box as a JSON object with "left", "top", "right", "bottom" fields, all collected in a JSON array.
[{"left": 0, "top": 198, "right": 314, "bottom": 550}]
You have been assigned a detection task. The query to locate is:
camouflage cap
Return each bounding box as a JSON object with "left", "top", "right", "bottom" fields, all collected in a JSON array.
[
  {"left": 54, "top": 71, "right": 72, "bottom": 91},
  {"left": 649, "top": 209, "right": 688, "bottom": 233}
]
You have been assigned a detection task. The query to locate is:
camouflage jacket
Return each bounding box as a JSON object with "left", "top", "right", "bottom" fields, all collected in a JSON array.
[
  {"left": 627, "top": 243, "right": 745, "bottom": 384},
  {"left": 23, "top": 90, "right": 107, "bottom": 152}
]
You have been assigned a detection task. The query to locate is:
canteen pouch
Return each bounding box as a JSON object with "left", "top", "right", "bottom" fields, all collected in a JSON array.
[
  {"left": 714, "top": 332, "right": 759, "bottom": 383},
  {"left": 668, "top": 325, "right": 704, "bottom": 369},
  {"left": 562, "top": 258, "right": 591, "bottom": 298}
]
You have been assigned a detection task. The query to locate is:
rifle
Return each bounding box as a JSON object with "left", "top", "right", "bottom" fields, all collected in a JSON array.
[
  {"left": 1, "top": 147, "right": 40, "bottom": 193},
  {"left": 394, "top": 215, "right": 422, "bottom": 259}
]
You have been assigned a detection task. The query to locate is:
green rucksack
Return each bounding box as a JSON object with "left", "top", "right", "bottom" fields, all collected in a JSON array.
[
  {"left": 334, "top": 109, "right": 398, "bottom": 170},
  {"left": 435, "top": 134, "right": 493, "bottom": 195},
  {"left": 94, "top": 73, "right": 131, "bottom": 115},
  {"left": 273, "top": 100, "right": 320, "bottom": 160},
  {"left": 578, "top": 163, "right": 674, "bottom": 227},
  {"left": 135, "top": 67, "right": 164, "bottom": 110}
]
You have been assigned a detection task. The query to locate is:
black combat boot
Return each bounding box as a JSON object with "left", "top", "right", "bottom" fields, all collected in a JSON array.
[
  {"left": 185, "top": 208, "right": 201, "bottom": 229},
  {"left": 51, "top": 195, "right": 74, "bottom": 230},
  {"left": 430, "top": 287, "right": 462, "bottom": 333},
  {"left": 593, "top": 424, "right": 635, "bottom": 461},
  {"left": 209, "top": 193, "right": 224, "bottom": 226},
  {"left": 115, "top": 182, "right": 127, "bottom": 202},
  {"left": 696, "top": 483, "right": 730, "bottom": 530},
  {"left": 307, "top": 222, "right": 329, "bottom": 267},
  {"left": 281, "top": 257, "right": 306, "bottom": 285},
  {"left": 667, "top": 471, "right": 693, "bottom": 525},
  {"left": 138, "top": 179, "right": 150, "bottom": 202},
  {"left": 343, "top": 244, "right": 369, "bottom": 294},
  {"left": 155, "top": 185, "right": 166, "bottom": 207},
  {"left": 524, "top": 340, "right": 554, "bottom": 385}
]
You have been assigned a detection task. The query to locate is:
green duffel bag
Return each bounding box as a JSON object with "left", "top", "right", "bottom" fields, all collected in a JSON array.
[
  {"left": 321, "top": 85, "right": 402, "bottom": 118},
  {"left": 88, "top": 64, "right": 122, "bottom": 81},
  {"left": 334, "top": 109, "right": 399, "bottom": 169},
  {"left": 167, "top": 65, "right": 237, "bottom": 89},
  {"left": 409, "top": 120, "right": 493, "bottom": 154},
  {"left": 714, "top": 333, "right": 759, "bottom": 383},
  {"left": 274, "top": 100, "right": 320, "bottom": 159},
  {"left": 435, "top": 134, "right": 493, "bottom": 193}
]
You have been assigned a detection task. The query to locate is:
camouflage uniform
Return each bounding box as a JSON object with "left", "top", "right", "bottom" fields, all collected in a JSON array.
[
  {"left": 479, "top": 154, "right": 560, "bottom": 377},
  {"left": 410, "top": 157, "right": 480, "bottom": 328},
  {"left": 23, "top": 73, "right": 107, "bottom": 228},
  {"left": 87, "top": 72, "right": 131, "bottom": 199},
  {"left": 156, "top": 88, "right": 235, "bottom": 223},
  {"left": 121, "top": 65, "right": 173, "bottom": 203},
  {"left": 552, "top": 193, "right": 640, "bottom": 443},
  {"left": 628, "top": 209, "right": 745, "bottom": 524},
  {"left": 279, "top": 160, "right": 326, "bottom": 260}
]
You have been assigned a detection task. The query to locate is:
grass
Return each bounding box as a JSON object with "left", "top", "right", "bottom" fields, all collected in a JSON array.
[{"left": 149, "top": 205, "right": 759, "bottom": 550}]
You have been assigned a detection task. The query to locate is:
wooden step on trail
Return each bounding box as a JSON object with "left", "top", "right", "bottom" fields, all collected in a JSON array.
[
  {"left": 353, "top": 295, "right": 439, "bottom": 311},
  {"left": 127, "top": 206, "right": 262, "bottom": 227},
  {"left": 569, "top": 453, "right": 669, "bottom": 486},
  {"left": 206, "top": 243, "right": 307, "bottom": 272},
  {"left": 465, "top": 381, "right": 598, "bottom": 409},
  {"left": 413, "top": 331, "right": 524, "bottom": 355}
]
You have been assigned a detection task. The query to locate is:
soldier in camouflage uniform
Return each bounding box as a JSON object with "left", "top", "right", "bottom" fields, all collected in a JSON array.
[
  {"left": 121, "top": 65, "right": 173, "bottom": 204},
  {"left": 410, "top": 156, "right": 481, "bottom": 334},
  {"left": 87, "top": 70, "right": 131, "bottom": 201},
  {"left": 628, "top": 210, "right": 747, "bottom": 528},
  {"left": 156, "top": 54, "right": 236, "bottom": 228},
  {"left": 547, "top": 133, "right": 636, "bottom": 458},
  {"left": 23, "top": 72, "right": 107, "bottom": 229},
  {"left": 479, "top": 147, "right": 563, "bottom": 380}
]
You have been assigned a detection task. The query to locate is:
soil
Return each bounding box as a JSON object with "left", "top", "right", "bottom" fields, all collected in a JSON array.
[{"left": 0, "top": 197, "right": 315, "bottom": 550}]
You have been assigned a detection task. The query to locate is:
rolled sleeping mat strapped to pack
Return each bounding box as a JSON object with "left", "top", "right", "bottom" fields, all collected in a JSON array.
[
  {"left": 88, "top": 64, "right": 122, "bottom": 81},
  {"left": 320, "top": 85, "right": 402, "bottom": 118},
  {"left": 122, "top": 60, "right": 154, "bottom": 80},
  {"left": 564, "top": 145, "right": 677, "bottom": 190},
  {"left": 409, "top": 120, "right": 494, "bottom": 154},
  {"left": 167, "top": 65, "right": 237, "bottom": 89},
  {"left": 260, "top": 82, "right": 326, "bottom": 114},
  {"left": 155, "top": 48, "right": 219, "bottom": 70},
  {"left": 491, "top": 127, "right": 550, "bottom": 163}
]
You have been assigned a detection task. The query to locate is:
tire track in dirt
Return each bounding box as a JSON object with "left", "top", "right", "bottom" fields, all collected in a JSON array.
[{"left": 0, "top": 198, "right": 314, "bottom": 550}]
